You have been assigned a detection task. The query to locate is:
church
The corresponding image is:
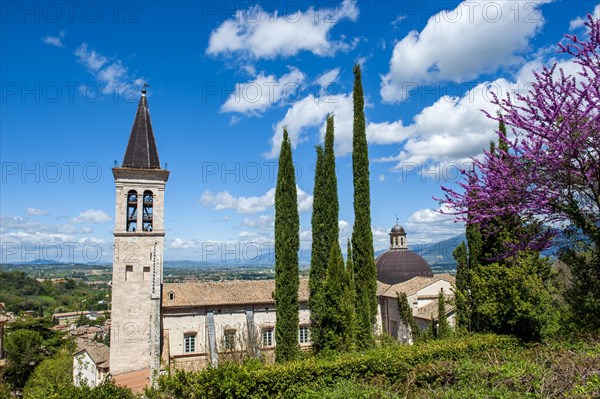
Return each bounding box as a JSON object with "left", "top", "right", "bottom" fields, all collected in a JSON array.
[{"left": 74, "top": 91, "right": 455, "bottom": 391}]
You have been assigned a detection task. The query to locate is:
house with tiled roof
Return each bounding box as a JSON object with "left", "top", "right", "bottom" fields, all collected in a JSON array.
[
  {"left": 73, "top": 339, "right": 110, "bottom": 388},
  {"left": 99, "top": 91, "right": 456, "bottom": 392}
]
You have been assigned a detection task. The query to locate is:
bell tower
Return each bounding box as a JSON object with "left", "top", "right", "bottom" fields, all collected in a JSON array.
[
  {"left": 109, "top": 89, "right": 169, "bottom": 378},
  {"left": 389, "top": 217, "right": 407, "bottom": 250}
]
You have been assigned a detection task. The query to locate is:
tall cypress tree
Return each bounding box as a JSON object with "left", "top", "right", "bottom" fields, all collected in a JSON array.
[
  {"left": 309, "top": 145, "right": 326, "bottom": 350},
  {"left": 351, "top": 63, "right": 377, "bottom": 348},
  {"left": 437, "top": 289, "right": 450, "bottom": 339},
  {"left": 321, "top": 241, "right": 355, "bottom": 352},
  {"left": 309, "top": 115, "right": 340, "bottom": 352},
  {"left": 397, "top": 292, "right": 419, "bottom": 343},
  {"left": 452, "top": 242, "right": 470, "bottom": 331},
  {"left": 323, "top": 115, "right": 340, "bottom": 251},
  {"left": 274, "top": 128, "right": 300, "bottom": 362}
]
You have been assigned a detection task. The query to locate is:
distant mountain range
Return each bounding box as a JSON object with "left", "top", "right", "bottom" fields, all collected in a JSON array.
[
  {"left": 5, "top": 232, "right": 568, "bottom": 273},
  {"left": 179, "top": 233, "right": 468, "bottom": 271}
]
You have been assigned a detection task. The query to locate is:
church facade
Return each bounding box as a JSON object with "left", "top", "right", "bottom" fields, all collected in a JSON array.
[{"left": 98, "top": 92, "right": 455, "bottom": 391}]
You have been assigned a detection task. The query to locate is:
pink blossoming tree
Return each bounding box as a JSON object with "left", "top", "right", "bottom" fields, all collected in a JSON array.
[{"left": 442, "top": 15, "right": 600, "bottom": 253}]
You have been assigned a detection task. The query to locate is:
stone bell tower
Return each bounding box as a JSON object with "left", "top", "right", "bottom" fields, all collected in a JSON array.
[
  {"left": 389, "top": 217, "right": 407, "bottom": 250},
  {"left": 109, "top": 89, "right": 169, "bottom": 379}
]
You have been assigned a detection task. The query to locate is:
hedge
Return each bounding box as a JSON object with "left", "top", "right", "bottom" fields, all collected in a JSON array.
[{"left": 145, "top": 334, "right": 518, "bottom": 399}]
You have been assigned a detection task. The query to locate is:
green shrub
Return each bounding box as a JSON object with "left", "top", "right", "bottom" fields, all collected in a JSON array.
[{"left": 146, "top": 334, "right": 516, "bottom": 399}]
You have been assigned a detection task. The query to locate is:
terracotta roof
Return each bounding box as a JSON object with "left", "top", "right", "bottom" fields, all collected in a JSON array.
[
  {"left": 377, "top": 281, "right": 391, "bottom": 296},
  {"left": 375, "top": 249, "right": 433, "bottom": 285},
  {"left": 75, "top": 339, "right": 109, "bottom": 367},
  {"left": 53, "top": 310, "right": 110, "bottom": 318},
  {"left": 434, "top": 273, "right": 456, "bottom": 284},
  {"left": 381, "top": 276, "right": 441, "bottom": 299},
  {"left": 163, "top": 279, "right": 309, "bottom": 308},
  {"left": 122, "top": 92, "right": 161, "bottom": 169},
  {"left": 113, "top": 368, "right": 151, "bottom": 394},
  {"left": 413, "top": 298, "right": 455, "bottom": 321}
]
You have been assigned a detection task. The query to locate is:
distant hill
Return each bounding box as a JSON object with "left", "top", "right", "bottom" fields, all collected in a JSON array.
[
  {"left": 12, "top": 259, "right": 62, "bottom": 265},
  {"left": 412, "top": 234, "right": 466, "bottom": 270},
  {"left": 7, "top": 231, "right": 569, "bottom": 273},
  {"left": 164, "top": 260, "right": 211, "bottom": 269}
]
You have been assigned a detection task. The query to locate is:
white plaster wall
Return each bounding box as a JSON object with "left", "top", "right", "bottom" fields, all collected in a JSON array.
[
  {"left": 415, "top": 280, "right": 452, "bottom": 297},
  {"left": 163, "top": 312, "right": 207, "bottom": 356},
  {"left": 73, "top": 352, "right": 96, "bottom": 388},
  {"left": 164, "top": 304, "right": 311, "bottom": 358}
]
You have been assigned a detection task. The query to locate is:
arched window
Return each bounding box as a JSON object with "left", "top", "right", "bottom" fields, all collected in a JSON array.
[
  {"left": 126, "top": 190, "right": 138, "bottom": 232},
  {"left": 168, "top": 291, "right": 175, "bottom": 300},
  {"left": 142, "top": 190, "right": 153, "bottom": 231}
]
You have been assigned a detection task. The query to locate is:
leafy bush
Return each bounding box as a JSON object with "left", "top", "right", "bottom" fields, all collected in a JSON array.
[
  {"left": 23, "top": 379, "right": 138, "bottom": 399},
  {"left": 146, "top": 334, "right": 516, "bottom": 399}
]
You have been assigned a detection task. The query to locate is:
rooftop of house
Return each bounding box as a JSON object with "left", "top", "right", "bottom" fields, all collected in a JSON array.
[
  {"left": 379, "top": 274, "right": 455, "bottom": 299},
  {"left": 412, "top": 298, "right": 456, "bottom": 321},
  {"left": 75, "top": 339, "right": 110, "bottom": 368},
  {"left": 162, "top": 274, "right": 455, "bottom": 309},
  {"left": 162, "top": 278, "right": 310, "bottom": 308}
]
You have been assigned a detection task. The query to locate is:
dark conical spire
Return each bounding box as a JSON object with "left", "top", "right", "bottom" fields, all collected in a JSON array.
[{"left": 122, "top": 90, "right": 161, "bottom": 169}]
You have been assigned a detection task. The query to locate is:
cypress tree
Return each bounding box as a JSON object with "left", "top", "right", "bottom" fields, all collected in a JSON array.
[
  {"left": 346, "top": 239, "right": 356, "bottom": 319},
  {"left": 351, "top": 63, "right": 377, "bottom": 348},
  {"left": 309, "top": 145, "right": 326, "bottom": 350},
  {"left": 274, "top": 127, "right": 300, "bottom": 362},
  {"left": 309, "top": 115, "right": 340, "bottom": 352},
  {"left": 321, "top": 241, "right": 355, "bottom": 352},
  {"left": 429, "top": 315, "right": 437, "bottom": 339},
  {"left": 437, "top": 289, "right": 450, "bottom": 339},
  {"left": 453, "top": 242, "right": 470, "bottom": 331},
  {"left": 323, "top": 115, "right": 340, "bottom": 251},
  {"left": 397, "top": 292, "right": 419, "bottom": 343}
]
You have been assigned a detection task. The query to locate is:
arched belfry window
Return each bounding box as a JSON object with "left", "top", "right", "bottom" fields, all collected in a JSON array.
[
  {"left": 142, "top": 190, "right": 153, "bottom": 231},
  {"left": 126, "top": 190, "right": 138, "bottom": 232}
]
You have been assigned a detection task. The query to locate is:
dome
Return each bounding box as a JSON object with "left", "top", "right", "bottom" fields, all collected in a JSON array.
[
  {"left": 391, "top": 223, "right": 405, "bottom": 234},
  {"left": 375, "top": 249, "right": 433, "bottom": 285}
]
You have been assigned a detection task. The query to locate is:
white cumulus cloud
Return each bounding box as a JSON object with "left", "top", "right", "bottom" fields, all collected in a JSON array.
[
  {"left": 207, "top": 0, "right": 359, "bottom": 59},
  {"left": 200, "top": 186, "right": 312, "bottom": 213},
  {"left": 404, "top": 204, "right": 464, "bottom": 244},
  {"left": 380, "top": 0, "right": 548, "bottom": 102},
  {"left": 41, "top": 30, "right": 65, "bottom": 48},
  {"left": 71, "top": 210, "right": 112, "bottom": 224},
  {"left": 26, "top": 208, "right": 48, "bottom": 216},
  {"left": 74, "top": 43, "right": 144, "bottom": 95},
  {"left": 268, "top": 92, "right": 354, "bottom": 158},
  {"left": 569, "top": 4, "right": 600, "bottom": 31},
  {"left": 221, "top": 67, "right": 306, "bottom": 115}
]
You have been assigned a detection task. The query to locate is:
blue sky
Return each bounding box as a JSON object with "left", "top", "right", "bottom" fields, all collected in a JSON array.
[{"left": 1, "top": 0, "right": 598, "bottom": 264}]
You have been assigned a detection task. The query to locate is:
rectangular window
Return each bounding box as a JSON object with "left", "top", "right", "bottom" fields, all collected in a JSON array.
[
  {"left": 184, "top": 333, "right": 196, "bottom": 353},
  {"left": 223, "top": 330, "right": 236, "bottom": 351},
  {"left": 261, "top": 328, "right": 273, "bottom": 347},
  {"left": 143, "top": 266, "right": 151, "bottom": 281},
  {"left": 125, "top": 265, "right": 133, "bottom": 281},
  {"left": 298, "top": 326, "right": 310, "bottom": 344}
]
